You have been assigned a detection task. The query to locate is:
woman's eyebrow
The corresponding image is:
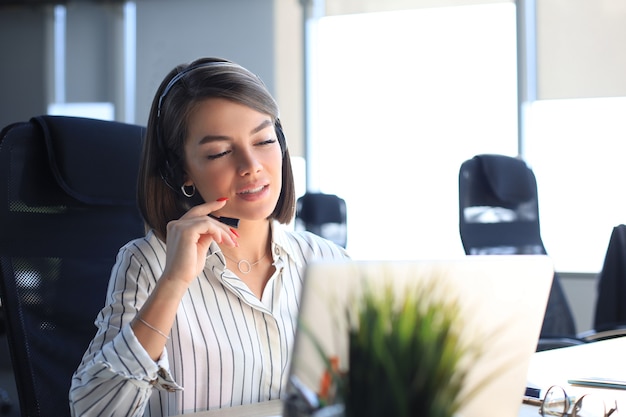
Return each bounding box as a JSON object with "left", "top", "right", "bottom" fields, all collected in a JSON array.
[
  {"left": 198, "top": 134, "right": 229, "bottom": 145},
  {"left": 250, "top": 119, "right": 273, "bottom": 135}
]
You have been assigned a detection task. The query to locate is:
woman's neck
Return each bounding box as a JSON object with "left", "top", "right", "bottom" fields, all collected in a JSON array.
[
  {"left": 220, "top": 220, "right": 275, "bottom": 297},
  {"left": 221, "top": 219, "right": 272, "bottom": 262}
]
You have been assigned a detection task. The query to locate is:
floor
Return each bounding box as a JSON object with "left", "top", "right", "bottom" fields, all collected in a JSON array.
[{"left": 0, "top": 332, "right": 20, "bottom": 417}]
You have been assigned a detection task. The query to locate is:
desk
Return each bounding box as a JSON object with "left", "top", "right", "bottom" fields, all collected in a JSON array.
[
  {"left": 524, "top": 336, "right": 626, "bottom": 416},
  {"left": 176, "top": 401, "right": 538, "bottom": 417},
  {"left": 175, "top": 337, "right": 626, "bottom": 417},
  {"left": 518, "top": 403, "right": 540, "bottom": 417},
  {"left": 527, "top": 336, "right": 626, "bottom": 390}
]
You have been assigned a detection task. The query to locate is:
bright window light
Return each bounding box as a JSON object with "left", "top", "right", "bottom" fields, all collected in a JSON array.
[
  {"left": 526, "top": 97, "right": 626, "bottom": 273},
  {"left": 309, "top": 3, "right": 518, "bottom": 261}
]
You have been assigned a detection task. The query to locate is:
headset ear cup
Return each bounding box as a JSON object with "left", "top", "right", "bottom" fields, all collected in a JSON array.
[
  {"left": 164, "top": 158, "right": 176, "bottom": 182},
  {"left": 159, "top": 158, "right": 181, "bottom": 192}
]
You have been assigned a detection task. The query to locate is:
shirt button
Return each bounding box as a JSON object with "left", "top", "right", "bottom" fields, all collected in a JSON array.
[{"left": 274, "top": 247, "right": 280, "bottom": 255}]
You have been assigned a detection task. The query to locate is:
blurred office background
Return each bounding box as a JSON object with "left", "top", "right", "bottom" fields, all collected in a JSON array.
[{"left": 1, "top": 0, "right": 626, "bottom": 334}]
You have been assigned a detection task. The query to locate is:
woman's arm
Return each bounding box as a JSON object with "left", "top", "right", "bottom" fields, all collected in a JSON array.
[
  {"left": 69, "top": 238, "right": 176, "bottom": 417},
  {"left": 70, "top": 201, "right": 238, "bottom": 416}
]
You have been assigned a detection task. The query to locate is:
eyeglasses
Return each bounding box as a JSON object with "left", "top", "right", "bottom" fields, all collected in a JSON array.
[{"left": 539, "top": 385, "right": 618, "bottom": 417}]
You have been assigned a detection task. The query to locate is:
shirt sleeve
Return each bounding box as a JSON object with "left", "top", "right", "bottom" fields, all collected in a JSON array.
[{"left": 69, "top": 241, "right": 182, "bottom": 417}]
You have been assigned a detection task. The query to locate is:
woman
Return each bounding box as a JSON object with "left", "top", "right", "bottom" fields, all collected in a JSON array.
[{"left": 69, "top": 57, "right": 349, "bottom": 416}]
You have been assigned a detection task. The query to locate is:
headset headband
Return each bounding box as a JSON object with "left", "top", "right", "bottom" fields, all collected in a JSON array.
[{"left": 157, "top": 61, "right": 236, "bottom": 118}]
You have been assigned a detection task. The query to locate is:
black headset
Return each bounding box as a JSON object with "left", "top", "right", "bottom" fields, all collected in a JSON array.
[{"left": 156, "top": 60, "right": 287, "bottom": 193}]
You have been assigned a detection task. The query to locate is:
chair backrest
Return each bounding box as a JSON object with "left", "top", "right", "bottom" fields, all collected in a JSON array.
[
  {"left": 0, "top": 115, "right": 146, "bottom": 417},
  {"left": 459, "top": 154, "right": 544, "bottom": 255},
  {"left": 295, "top": 192, "right": 347, "bottom": 248},
  {"left": 458, "top": 154, "right": 577, "bottom": 341},
  {"left": 594, "top": 224, "right": 626, "bottom": 331}
]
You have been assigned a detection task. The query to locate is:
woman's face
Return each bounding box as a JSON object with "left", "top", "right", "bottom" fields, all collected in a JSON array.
[{"left": 182, "top": 97, "right": 283, "bottom": 222}]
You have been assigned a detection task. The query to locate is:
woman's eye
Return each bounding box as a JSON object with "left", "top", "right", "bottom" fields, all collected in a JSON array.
[
  {"left": 205, "top": 138, "right": 276, "bottom": 160},
  {"left": 258, "top": 138, "right": 277, "bottom": 146},
  {"left": 207, "top": 150, "right": 230, "bottom": 160}
]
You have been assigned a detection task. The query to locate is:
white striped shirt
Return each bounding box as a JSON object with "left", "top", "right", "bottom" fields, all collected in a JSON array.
[{"left": 69, "top": 221, "right": 349, "bottom": 416}]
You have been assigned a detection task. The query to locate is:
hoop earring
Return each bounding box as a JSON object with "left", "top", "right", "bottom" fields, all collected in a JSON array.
[{"left": 181, "top": 184, "right": 196, "bottom": 198}]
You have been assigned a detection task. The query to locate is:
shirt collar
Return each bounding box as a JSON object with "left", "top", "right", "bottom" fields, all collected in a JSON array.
[
  {"left": 205, "top": 220, "right": 303, "bottom": 269},
  {"left": 270, "top": 220, "right": 303, "bottom": 268}
]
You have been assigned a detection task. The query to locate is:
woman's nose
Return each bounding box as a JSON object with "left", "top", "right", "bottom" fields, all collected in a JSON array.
[{"left": 237, "top": 149, "right": 262, "bottom": 176}]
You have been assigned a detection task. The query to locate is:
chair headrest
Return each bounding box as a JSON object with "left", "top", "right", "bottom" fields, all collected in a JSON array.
[
  {"left": 297, "top": 192, "right": 346, "bottom": 224},
  {"left": 34, "top": 115, "right": 145, "bottom": 206},
  {"left": 474, "top": 154, "right": 535, "bottom": 203}
]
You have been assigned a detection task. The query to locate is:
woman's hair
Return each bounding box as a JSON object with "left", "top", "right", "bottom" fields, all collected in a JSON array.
[{"left": 138, "top": 57, "right": 296, "bottom": 240}]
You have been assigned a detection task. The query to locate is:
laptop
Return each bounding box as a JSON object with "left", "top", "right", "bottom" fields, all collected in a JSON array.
[{"left": 285, "top": 255, "right": 554, "bottom": 417}]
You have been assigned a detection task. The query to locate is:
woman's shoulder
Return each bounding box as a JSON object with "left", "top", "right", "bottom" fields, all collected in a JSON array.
[
  {"left": 286, "top": 228, "right": 333, "bottom": 246},
  {"left": 117, "top": 229, "right": 166, "bottom": 263},
  {"left": 273, "top": 222, "right": 349, "bottom": 262}
]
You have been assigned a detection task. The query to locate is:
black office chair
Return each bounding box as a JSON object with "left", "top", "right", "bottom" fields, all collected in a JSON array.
[
  {"left": 0, "top": 115, "right": 146, "bottom": 417},
  {"left": 0, "top": 311, "right": 11, "bottom": 415},
  {"left": 296, "top": 192, "right": 347, "bottom": 248},
  {"left": 458, "top": 154, "right": 582, "bottom": 350},
  {"left": 592, "top": 224, "right": 626, "bottom": 335}
]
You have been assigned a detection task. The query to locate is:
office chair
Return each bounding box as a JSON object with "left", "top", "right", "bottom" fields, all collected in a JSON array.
[
  {"left": 458, "top": 154, "right": 582, "bottom": 350},
  {"left": 592, "top": 224, "right": 626, "bottom": 335},
  {"left": 0, "top": 115, "right": 146, "bottom": 417},
  {"left": 295, "top": 192, "right": 347, "bottom": 248},
  {"left": 0, "top": 301, "right": 12, "bottom": 415}
]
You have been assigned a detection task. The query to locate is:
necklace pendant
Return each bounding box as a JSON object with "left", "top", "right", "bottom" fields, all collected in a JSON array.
[
  {"left": 238, "top": 259, "right": 252, "bottom": 274},
  {"left": 223, "top": 251, "right": 266, "bottom": 275}
]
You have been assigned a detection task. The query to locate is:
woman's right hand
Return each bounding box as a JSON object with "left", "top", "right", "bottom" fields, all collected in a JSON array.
[
  {"left": 132, "top": 199, "right": 238, "bottom": 360},
  {"left": 162, "top": 198, "right": 239, "bottom": 287}
]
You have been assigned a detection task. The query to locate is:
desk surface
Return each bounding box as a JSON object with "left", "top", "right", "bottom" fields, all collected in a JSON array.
[
  {"left": 526, "top": 336, "right": 626, "bottom": 416},
  {"left": 175, "top": 337, "right": 626, "bottom": 417},
  {"left": 175, "top": 401, "right": 539, "bottom": 417}
]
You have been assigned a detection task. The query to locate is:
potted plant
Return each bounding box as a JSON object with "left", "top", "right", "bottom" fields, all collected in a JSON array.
[
  {"left": 341, "top": 281, "right": 476, "bottom": 417},
  {"left": 294, "top": 277, "right": 487, "bottom": 417}
]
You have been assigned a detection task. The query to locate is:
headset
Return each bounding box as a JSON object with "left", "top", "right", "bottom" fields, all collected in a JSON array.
[{"left": 156, "top": 60, "right": 287, "bottom": 193}]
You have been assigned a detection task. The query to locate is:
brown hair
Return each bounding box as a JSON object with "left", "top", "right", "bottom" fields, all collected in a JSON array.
[{"left": 137, "top": 57, "right": 296, "bottom": 240}]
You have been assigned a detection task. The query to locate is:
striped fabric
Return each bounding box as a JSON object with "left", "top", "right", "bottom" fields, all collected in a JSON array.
[{"left": 69, "top": 221, "right": 349, "bottom": 417}]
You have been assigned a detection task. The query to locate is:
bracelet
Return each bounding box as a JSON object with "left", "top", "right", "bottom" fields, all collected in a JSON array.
[{"left": 135, "top": 317, "right": 170, "bottom": 340}]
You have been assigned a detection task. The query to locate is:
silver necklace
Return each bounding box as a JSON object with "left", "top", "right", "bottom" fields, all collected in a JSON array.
[{"left": 223, "top": 252, "right": 267, "bottom": 274}]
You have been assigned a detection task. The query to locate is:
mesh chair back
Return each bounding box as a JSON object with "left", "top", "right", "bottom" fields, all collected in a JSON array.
[
  {"left": 458, "top": 154, "right": 577, "bottom": 340},
  {"left": 0, "top": 115, "right": 146, "bottom": 417}
]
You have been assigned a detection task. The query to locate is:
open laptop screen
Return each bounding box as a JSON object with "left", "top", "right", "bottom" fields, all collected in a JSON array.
[{"left": 286, "top": 256, "right": 554, "bottom": 417}]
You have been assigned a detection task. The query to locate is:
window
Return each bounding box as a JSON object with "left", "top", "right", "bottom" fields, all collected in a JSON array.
[
  {"left": 307, "top": 3, "right": 518, "bottom": 261},
  {"left": 525, "top": 97, "right": 626, "bottom": 273}
]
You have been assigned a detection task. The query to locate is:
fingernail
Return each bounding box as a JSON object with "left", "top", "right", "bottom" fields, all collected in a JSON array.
[
  {"left": 230, "top": 228, "right": 240, "bottom": 238},
  {"left": 217, "top": 197, "right": 228, "bottom": 202}
]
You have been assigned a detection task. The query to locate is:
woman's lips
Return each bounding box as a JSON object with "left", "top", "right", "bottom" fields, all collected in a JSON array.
[{"left": 237, "top": 184, "right": 269, "bottom": 201}]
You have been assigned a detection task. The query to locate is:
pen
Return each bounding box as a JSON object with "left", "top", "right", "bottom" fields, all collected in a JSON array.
[{"left": 208, "top": 214, "right": 240, "bottom": 229}]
